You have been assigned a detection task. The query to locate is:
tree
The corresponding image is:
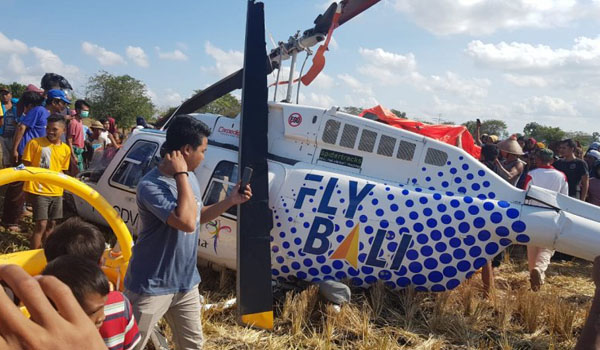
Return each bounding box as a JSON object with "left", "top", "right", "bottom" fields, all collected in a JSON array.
[
  {"left": 463, "top": 119, "right": 508, "bottom": 138},
  {"left": 0, "top": 82, "right": 27, "bottom": 98},
  {"left": 341, "top": 106, "right": 363, "bottom": 116},
  {"left": 194, "top": 91, "right": 241, "bottom": 118},
  {"left": 390, "top": 109, "right": 407, "bottom": 118},
  {"left": 85, "top": 71, "right": 155, "bottom": 128},
  {"left": 522, "top": 122, "right": 566, "bottom": 146}
]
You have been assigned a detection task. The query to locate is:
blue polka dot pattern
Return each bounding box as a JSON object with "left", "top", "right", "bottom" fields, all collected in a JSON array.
[{"left": 267, "top": 155, "right": 530, "bottom": 292}]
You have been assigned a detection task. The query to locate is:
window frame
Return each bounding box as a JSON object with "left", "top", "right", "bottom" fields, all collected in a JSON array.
[
  {"left": 108, "top": 140, "right": 160, "bottom": 193},
  {"left": 202, "top": 160, "right": 239, "bottom": 219}
]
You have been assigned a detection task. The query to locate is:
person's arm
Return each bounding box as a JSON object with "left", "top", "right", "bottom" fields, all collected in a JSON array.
[
  {"left": 581, "top": 174, "right": 590, "bottom": 201},
  {"left": 495, "top": 159, "right": 524, "bottom": 183},
  {"left": 574, "top": 256, "right": 600, "bottom": 350},
  {"left": 200, "top": 182, "right": 252, "bottom": 224},
  {"left": 107, "top": 133, "right": 118, "bottom": 147},
  {"left": 0, "top": 265, "right": 107, "bottom": 350},
  {"left": 475, "top": 119, "right": 482, "bottom": 146},
  {"left": 11, "top": 124, "right": 26, "bottom": 164},
  {"left": 158, "top": 151, "right": 198, "bottom": 232}
]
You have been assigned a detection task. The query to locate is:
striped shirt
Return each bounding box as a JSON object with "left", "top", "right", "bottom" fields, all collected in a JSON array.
[{"left": 99, "top": 291, "right": 141, "bottom": 350}]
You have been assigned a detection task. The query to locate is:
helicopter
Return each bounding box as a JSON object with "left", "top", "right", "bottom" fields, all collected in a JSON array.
[{"left": 66, "top": 0, "right": 600, "bottom": 329}]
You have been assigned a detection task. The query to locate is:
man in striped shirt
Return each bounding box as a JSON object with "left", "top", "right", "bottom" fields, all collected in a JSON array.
[{"left": 522, "top": 148, "right": 569, "bottom": 291}]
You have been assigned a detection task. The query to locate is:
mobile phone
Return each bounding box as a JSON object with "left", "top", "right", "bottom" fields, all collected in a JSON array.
[{"left": 239, "top": 166, "right": 253, "bottom": 194}]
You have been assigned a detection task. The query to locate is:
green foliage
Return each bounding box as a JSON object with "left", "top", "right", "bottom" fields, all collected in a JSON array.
[
  {"left": 193, "top": 91, "right": 241, "bottom": 118},
  {"left": 85, "top": 71, "right": 155, "bottom": 127},
  {"left": 564, "top": 131, "right": 594, "bottom": 149},
  {"left": 463, "top": 119, "right": 508, "bottom": 138},
  {"left": 0, "top": 82, "right": 27, "bottom": 98},
  {"left": 390, "top": 109, "right": 407, "bottom": 118},
  {"left": 523, "top": 122, "right": 566, "bottom": 146}
]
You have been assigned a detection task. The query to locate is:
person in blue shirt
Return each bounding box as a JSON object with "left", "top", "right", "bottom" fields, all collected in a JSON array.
[
  {"left": 124, "top": 115, "right": 252, "bottom": 349},
  {"left": 1, "top": 91, "right": 45, "bottom": 232},
  {"left": 0, "top": 87, "right": 19, "bottom": 168}
]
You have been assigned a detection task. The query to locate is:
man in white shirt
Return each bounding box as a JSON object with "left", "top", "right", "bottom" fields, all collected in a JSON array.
[{"left": 522, "top": 148, "right": 569, "bottom": 291}]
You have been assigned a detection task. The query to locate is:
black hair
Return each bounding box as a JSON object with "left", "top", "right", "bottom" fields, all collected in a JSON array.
[
  {"left": 19, "top": 91, "right": 44, "bottom": 107},
  {"left": 481, "top": 143, "right": 499, "bottom": 162},
  {"left": 46, "top": 114, "right": 66, "bottom": 125},
  {"left": 42, "top": 255, "right": 109, "bottom": 306},
  {"left": 43, "top": 217, "right": 106, "bottom": 263},
  {"left": 99, "top": 118, "right": 108, "bottom": 124},
  {"left": 41, "top": 73, "right": 72, "bottom": 91},
  {"left": 74, "top": 99, "right": 90, "bottom": 111},
  {"left": 560, "top": 139, "right": 577, "bottom": 150},
  {"left": 162, "top": 115, "right": 211, "bottom": 155}
]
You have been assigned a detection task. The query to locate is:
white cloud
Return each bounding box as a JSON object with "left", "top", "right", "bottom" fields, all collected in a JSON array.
[
  {"left": 503, "top": 74, "right": 549, "bottom": 88},
  {"left": 422, "top": 72, "right": 491, "bottom": 99},
  {"left": 0, "top": 32, "right": 28, "bottom": 54},
  {"left": 203, "top": 41, "right": 243, "bottom": 77},
  {"left": 126, "top": 46, "right": 149, "bottom": 68},
  {"left": 514, "top": 95, "right": 578, "bottom": 117},
  {"left": 393, "top": 0, "right": 592, "bottom": 35},
  {"left": 299, "top": 92, "right": 335, "bottom": 108},
  {"left": 156, "top": 47, "right": 188, "bottom": 61},
  {"left": 357, "top": 47, "right": 417, "bottom": 84},
  {"left": 147, "top": 88, "right": 183, "bottom": 108},
  {"left": 81, "top": 41, "right": 126, "bottom": 66},
  {"left": 466, "top": 37, "right": 600, "bottom": 71}
]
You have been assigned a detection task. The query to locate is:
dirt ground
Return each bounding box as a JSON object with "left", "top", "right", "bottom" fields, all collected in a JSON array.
[{"left": 1, "top": 217, "right": 594, "bottom": 350}]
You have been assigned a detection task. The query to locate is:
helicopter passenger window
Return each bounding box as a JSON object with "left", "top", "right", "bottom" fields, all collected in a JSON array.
[
  {"left": 424, "top": 148, "right": 448, "bottom": 166},
  {"left": 377, "top": 135, "right": 396, "bottom": 157},
  {"left": 110, "top": 140, "right": 159, "bottom": 192},
  {"left": 397, "top": 140, "right": 416, "bottom": 161},
  {"left": 322, "top": 119, "right": 341, "bottom": 144},
  {"left": 204, "top": 161, "right": 239, "bottom": 217},
  {"left": 358, "top": 129, "right": 377, "bottom": 152},
  {"left": 340, "top": 124, "right": 359, "bottom": 148}
]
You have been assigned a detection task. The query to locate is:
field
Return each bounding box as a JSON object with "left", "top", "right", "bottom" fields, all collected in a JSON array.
[{"left": 1, "top": 223, "right": 595, "bottom": 350}]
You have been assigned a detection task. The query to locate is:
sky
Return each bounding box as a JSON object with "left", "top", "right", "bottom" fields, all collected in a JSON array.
[{"left": 1, "top": 0, "right": 600, "bottom": 134}]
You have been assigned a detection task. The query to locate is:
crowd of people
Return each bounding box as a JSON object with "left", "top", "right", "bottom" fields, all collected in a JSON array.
[
  {"left": 0, "top": 75, "right": 156, "bottom": 249},
  {"left": 3, "top": 73, "right": 600, "bottom": 349},
  {"left": 474, "top": 119, "right": 600, "bottom": 293}
]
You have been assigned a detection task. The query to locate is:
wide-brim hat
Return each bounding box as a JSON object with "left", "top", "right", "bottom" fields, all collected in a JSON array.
[
  {"left": 90, "top": 120, "right": 105, "bottom": 130},
  {"left": 498, "top": 138, "right": 524, "bottom": 155}
]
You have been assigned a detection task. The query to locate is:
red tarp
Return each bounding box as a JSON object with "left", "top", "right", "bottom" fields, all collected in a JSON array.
[{"left": 359, "top": 105, "right": 481, "bottom": 159}]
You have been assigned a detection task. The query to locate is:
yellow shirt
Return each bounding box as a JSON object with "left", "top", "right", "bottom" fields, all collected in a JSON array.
[{"left": 22, "top": 137, "right": 71, "bottom": 196}]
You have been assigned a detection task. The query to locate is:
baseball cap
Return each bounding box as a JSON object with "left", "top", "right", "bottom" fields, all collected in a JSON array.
[
  {"left": 47, "top": 89, "right": 71, "bottom": 104},
  {"left": 587, "top": 149, "right": 600, "bottom": 161},
  {"left": 0, "top": 86, "right": 9, "bottom": 93},
  {"left": 537, "top": 148, "right": 554, "bottom": 162},
  {"left": 26, "top": 84, "right": 44, "bottom": 94}
]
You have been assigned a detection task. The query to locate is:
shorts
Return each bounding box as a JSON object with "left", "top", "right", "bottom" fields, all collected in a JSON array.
[{"left": 28, "top": 194, "right": 63, "bottom": 221}]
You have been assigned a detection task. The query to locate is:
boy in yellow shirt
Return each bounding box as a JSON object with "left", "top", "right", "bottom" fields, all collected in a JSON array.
[{"left": 22, "top": 114, "right": 71, "bottom": 249}]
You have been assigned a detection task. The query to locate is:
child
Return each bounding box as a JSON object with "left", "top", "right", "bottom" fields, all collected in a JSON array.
[
  {"left": 43, "top": 217, "right": 141, "bottom": 350},
  {"left": 22, "top": 114, "right": 71, "bottom": 249},
  {"left": 42, "top": 255, "right": 110, "bottom": 329}
]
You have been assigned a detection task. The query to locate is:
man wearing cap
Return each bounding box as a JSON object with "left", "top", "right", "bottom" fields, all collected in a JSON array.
[
  {"left": 522, "top": 148, "right": 568, "bottom": 291},
  {"left": 67, "top": 100, "right": 89, "bottom": 171},
  {"left": 0, "top": 87, "right": 19, "bottom": 168}
]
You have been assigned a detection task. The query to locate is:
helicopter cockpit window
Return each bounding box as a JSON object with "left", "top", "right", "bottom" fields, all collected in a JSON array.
[
  {"left": 397, "top": 140, "right": 416, "bottom": 161},
  {"left": 204, "top": 161, "right": 239, "bottom": 217},
  {"left": 340, "top": 124, "right": 359, "bottom": 149},
  {"left": 358, "top": 129, "right": 377, "bottom": 152},
  {"left": 110, "top": 140, "right": 159, "bottom": 192},
  {"left": 424, "top": 148, "right": 448, "bottom": 166},
  {"left": 322, "top": 119, "right": 340, "bottom": 144},
  {"left": 377, "top": 135, "right": 396, "bottom": 157}
]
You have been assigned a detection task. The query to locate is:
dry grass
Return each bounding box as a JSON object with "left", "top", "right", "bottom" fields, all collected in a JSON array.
[{"left": 1, "top": 226, "right": 594, "bottom": 350}]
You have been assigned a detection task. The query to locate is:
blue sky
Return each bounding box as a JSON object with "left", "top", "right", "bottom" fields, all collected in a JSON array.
[{"left": 1, "top": 0, "right": 599, "bottom": 134}]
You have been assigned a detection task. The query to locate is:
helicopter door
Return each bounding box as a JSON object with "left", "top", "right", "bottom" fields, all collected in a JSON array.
[{"left": 198, "top": 160, "right": 238, "bottom": 269}]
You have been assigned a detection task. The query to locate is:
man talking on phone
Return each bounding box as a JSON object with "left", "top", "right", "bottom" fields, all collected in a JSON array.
[{"left": 124, "top": 115, "right": 252, "bottom": 350}]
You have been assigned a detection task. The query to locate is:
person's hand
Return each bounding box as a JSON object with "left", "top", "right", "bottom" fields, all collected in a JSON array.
[
  {"left": 476, "top": 119, "right": 481, "bottom": 127},
  {"left": 228, "top": 182, "right": 252, "bottom": 205},
  {"left": 159, "top": 150, "right": 188, "bottom": 176},
  {"left": 11, "top": 150, "right": 18, "bottom": 165},
  {"left": 0, "top": 265, "right": 106, "bottom": 350}
]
